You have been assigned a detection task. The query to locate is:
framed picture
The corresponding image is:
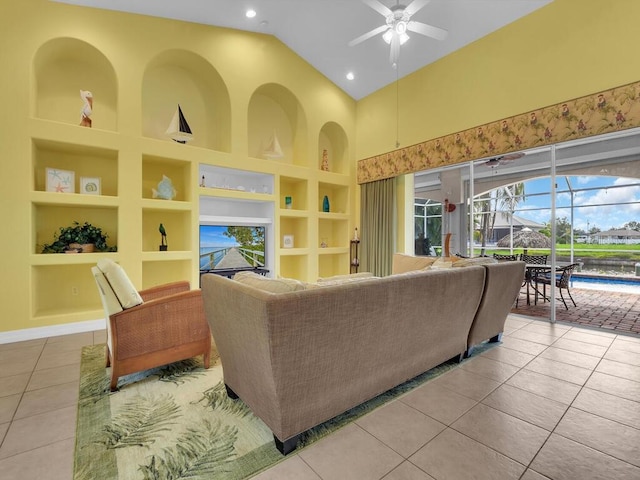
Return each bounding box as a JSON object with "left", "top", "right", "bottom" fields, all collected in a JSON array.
[
  {"left": 46, "top": 168, "right": 75, "bottom": 193},
  {"left": 283, "top": 234, "right": 294, "bottom": 248},
  {"left": 80, "top": 177, "right": 101, "bottom": 195}
]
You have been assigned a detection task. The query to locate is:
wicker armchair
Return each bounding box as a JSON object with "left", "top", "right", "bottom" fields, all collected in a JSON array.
[{"left": 92, "top": 260, "right": 211, "bottom": 391}]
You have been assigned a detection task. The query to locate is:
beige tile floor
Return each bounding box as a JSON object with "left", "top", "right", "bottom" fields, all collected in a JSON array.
[{"left": 1, "top": 316, "right": 640, "bottom": 479}]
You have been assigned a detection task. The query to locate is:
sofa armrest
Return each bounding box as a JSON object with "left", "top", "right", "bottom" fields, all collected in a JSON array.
[
  {"left": 467, "top": 261, "right": 525, "bottom": 351},
  {"left": 109, "top": 290, "right": 210, "bottom": 360},
  {"left": 138, "top": 281, "right": 191, "bottom": 302}
]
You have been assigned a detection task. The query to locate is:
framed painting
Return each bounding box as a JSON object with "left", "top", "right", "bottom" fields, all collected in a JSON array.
[
  {"left": 283, "top": 234, "right": 294, "bottom": 248},
  {"left": 80, "top": 177, "right": 101, "bottom": 195},
  {"left": 46, "top": 168, "right": 75, "bottom": 193}
]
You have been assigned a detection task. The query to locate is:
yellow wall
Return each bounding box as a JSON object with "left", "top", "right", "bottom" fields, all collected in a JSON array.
[
  {"left": 356, "top": 0, "right": 640, "bottom": 159},
  {"left": 3, "top": 0, "right": 640, "bottom": 336},
  {"left": 0, "top": 0, "right": 356, "bottom": 334}
]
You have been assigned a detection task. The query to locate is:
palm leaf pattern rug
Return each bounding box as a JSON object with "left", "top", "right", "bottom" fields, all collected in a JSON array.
[{"left": 74, "top": 342, "right": 496, "bottom": 479}]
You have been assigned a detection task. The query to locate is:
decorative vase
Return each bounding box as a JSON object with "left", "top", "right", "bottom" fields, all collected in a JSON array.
[{"left": 323, "top": 195, "right": 330, "bottom": 212}]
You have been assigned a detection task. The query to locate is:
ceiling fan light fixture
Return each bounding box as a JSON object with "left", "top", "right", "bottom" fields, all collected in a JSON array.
[
  {"left": 395, "top": 20, "right": 407, "bottom": 35},
  {"left": 399, "top": 32, "right": 410, "bottom": 45},
  {"left": 382, "top": 28, "right": 393, "bottom": 44}
]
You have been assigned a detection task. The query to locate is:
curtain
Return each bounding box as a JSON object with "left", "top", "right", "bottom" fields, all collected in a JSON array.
[{"left": 360, "top": 177, "right": 396, "bottom": 277}]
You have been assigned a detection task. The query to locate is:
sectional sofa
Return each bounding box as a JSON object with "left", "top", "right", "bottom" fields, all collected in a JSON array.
[{"left": 201, "top": 256, "right": 524, "bottom": 454}]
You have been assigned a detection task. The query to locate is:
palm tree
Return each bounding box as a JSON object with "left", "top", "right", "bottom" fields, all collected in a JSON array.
[{"left": 475, "top": 183, "right": 525, "bottom": 255}]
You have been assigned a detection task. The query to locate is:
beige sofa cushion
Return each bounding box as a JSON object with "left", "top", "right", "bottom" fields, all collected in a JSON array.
[
  {"left": 96, "top": 259, "right": 143, "bottom": 309},
  {"left": 392, "top": 254, "right": 438, "bottom": 274},
  {"left": 452, "top": 256, "right": 499, "bottom": 267},
  {"left": 234, "top": 271, "right": 306, "bottom": 293}
]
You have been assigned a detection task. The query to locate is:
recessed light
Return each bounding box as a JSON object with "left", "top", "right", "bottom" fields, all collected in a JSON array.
[
  {"left": 246, "top": 9, "right": 257, "bottom": 18},
  {"left": 346, "top": 72, "right": 355, "bottom": 80}
]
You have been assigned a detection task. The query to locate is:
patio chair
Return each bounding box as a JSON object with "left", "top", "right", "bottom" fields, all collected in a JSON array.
[
  {"left": 92, "top": 258, "right": 211, "bottom": 391},
  {"left": 493, "top": 253, "right": 517, "bottom": 261},
  {"left": 516, "top": 254, "right": 548, "bottom": 307},
  {"left": 519, "top": 253, "right": 549, "bottom": 264},
  {"left": 534, "top": 263, "right": 579, "bottom": 310}
]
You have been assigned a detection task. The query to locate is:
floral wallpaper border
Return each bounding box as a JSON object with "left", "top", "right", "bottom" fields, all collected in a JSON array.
[{"left": 357, "top": 80, "right": 640, "bottom": 184}]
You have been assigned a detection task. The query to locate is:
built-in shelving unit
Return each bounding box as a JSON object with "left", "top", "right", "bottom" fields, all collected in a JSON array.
[{"left": 26, "top": 32, "right": 355, "bottom": 329}]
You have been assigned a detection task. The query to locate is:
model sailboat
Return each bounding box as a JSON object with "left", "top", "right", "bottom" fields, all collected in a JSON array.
[
  {"left": 166, "top": 104, "right": 193, "bottom": 143},
  {"left": 263, "top": 130, "right": 284, "bottom": 159}
]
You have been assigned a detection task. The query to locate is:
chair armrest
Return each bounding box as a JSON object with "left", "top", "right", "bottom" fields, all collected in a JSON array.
[
  {"left": 109, "top": 290, "right": 210, "bottom": 360},
  {"left": 138, "top": 281, "right": 191, "bottom": 302}
]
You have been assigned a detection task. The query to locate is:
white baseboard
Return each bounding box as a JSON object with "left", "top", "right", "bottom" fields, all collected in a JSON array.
[{"left": 0, "top": 318, "right": 105, "bottom": 344}]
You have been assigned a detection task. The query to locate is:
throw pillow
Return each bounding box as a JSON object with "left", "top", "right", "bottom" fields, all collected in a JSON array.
[
  {"left": 317, "top": 272, "right": 374, "bottom": 282},
  {"left": 391, "top": 253, "right": 438, "bottom": 274},
  {"left": 452, "top": 257, "right": 499, "bottom": 267},
  {"left": 96, "top": 259, "right": 144, "bottom": 309},
  {"left": 309, "top": 275, "right": 379, "bottom": 288},
  {"left": 234, "top": 271, "right": 306, "bottom": 293},
  {"left": 430, "top": 257, "right": 455, "bottom": 269}
]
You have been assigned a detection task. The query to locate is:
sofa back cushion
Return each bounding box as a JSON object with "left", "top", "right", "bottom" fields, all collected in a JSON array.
[
  {"left": 392, "top": 253, "right": 437, "bottom": 274},
  {"left": 234, "top": 271, "right": 306, "bottom": 293},
  {"left": 96, "top": 259, "right": 143, "bottom": 309}
]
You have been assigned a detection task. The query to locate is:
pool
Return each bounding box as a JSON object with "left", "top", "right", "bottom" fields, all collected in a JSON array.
[{"left": 571, "top": 274, "right": 640, "bottom": 294}]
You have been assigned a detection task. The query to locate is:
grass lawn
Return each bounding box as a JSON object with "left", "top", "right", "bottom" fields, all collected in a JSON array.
[{"left": 477, "top": 244, "right": 640, "bottom": 261}]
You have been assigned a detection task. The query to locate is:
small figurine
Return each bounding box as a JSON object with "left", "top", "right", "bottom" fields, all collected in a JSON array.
[
  {"left": 80, "top": 90, "right": 93, "bottom": 127},
  {"left": 166, "top": 104, "right": 193, "bottom": 143},
  {"left": 321, "top": 149, "right": 329, "bottom": 171},
  {"left": 153, "top": 175, "right": 177, "bottom": 200},
  {"left": 353, "top": 228, "right": 359, "bottom": 241},
  {"left": 159, "top": 223, "right": 167, "bottom": 251}
]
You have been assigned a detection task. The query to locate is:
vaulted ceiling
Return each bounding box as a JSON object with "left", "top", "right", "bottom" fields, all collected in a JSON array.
[{"left": 53, "top": 0, "right": 553, "bottom": 99}]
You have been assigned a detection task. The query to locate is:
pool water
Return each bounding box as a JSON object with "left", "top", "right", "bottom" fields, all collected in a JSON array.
[{"left": 570, "top": 275, "right": 640, "bottom": 294}]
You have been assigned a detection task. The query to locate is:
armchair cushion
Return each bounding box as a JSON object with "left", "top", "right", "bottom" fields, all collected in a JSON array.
[{"left": 97, "top": 258, "right": 143, "bottom": 309}]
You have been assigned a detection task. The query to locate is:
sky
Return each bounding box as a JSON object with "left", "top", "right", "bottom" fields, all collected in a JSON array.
[
  {"left": 513, "top": 176, "right": 640, "bottom": 232},
  {"left": 199, "top": 225, "right": 240, "bottom": 248}
]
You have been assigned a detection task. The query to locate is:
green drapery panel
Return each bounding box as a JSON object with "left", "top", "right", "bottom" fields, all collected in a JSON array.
[{"left": 360, "top": 178, "right": 396, "bottom": 277}]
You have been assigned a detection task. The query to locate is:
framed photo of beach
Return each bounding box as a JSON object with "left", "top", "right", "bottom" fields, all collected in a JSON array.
[
  {"left": 46, "top": 168, "right": 75, "bottom": 193},
  {"left": 80, "top": 177, "right": 101, "bottom": 195}
]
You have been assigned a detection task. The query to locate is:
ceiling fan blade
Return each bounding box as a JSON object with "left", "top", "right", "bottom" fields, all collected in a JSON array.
[
  {"left": 405, "top": 0, "right": 432, "bottom": 17},
  {"left": 361, "top": 0, "right": 393, "bottom": 17},
  {"left": 407, "top": 21, "right": 448, "bottom": 41},
  {"left": 348, "top": 24, "right": 389, "bottom": 47}
]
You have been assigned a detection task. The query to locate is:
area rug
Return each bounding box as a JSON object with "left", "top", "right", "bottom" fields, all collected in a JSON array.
[{"left": 74, "top": 343, "right": 496, "bottom": 480}]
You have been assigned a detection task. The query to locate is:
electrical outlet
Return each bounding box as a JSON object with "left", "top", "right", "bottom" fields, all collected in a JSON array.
[{"left": 71, "top": 286, "right": 79, "bottom": 296}]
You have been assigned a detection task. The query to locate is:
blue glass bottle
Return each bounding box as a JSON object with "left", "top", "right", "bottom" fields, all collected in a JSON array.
[{"left": 322, "top": 195, "right": 330, "bottom": 212}]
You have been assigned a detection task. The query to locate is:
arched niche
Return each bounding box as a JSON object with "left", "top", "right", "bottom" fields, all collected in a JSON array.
[
  {"left": 33, "top": 37, "right": 117, "bottom": 130},
  {"left": 248, "top": 83, "right": 308, "bottom": 166},
  {"left": 318, "top": 121, "right": 349, "bottom": 174},
  {"left": 142, "top": 50, "right": 231, "bottom": 152}
]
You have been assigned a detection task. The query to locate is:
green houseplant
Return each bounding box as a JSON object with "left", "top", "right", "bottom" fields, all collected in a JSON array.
[{"left": 41, "top": 221, "right": 115, "bottom": 253}]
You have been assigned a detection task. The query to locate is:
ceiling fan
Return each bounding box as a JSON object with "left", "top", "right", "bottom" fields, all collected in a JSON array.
[
  {"left": 348, "top": 0, "right": 448, "bottom": 66},
  {"left": 484, "top": 152, "right": 525, "bottom": 167}
]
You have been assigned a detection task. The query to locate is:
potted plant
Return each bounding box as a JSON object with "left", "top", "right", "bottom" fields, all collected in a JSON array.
[{"left": 41, "top": 221, "right": 115, "bottom": 253}]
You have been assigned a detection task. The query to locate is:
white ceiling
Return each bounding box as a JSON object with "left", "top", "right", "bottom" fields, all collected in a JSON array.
[{"left": 53, "top": 0, "right": 553, "bottom": 100}]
